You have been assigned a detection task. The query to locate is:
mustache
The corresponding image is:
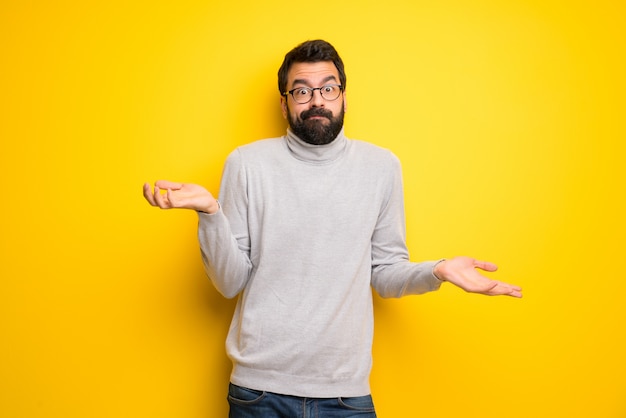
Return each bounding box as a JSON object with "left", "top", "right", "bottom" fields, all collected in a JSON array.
[{"left": 301, "top": 108, "right": 333, "bottom": 120}]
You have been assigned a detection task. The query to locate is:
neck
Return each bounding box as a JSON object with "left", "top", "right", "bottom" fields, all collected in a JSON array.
[{"left": 285, "top": 128, "right": 347, "bottom": 163}]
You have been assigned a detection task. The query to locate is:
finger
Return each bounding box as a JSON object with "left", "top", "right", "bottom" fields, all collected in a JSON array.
[
  {"left": 473, "top": 259, "right": 498, "bottom": 272},
  {"left": 495, "top": 280, "right": 522, "bottom": 292},
  {"left": 499, "top": 286, "right": 523, "bottom": 298},
  {"left": 166, "top": 188, "right": 180, "bottom": 208},
  {"left": 152, "top": 186, "right": 170, "bottom": 208},
  {"left": 143, "top": 183, "right": 157, "bottom": 206},
  {"left": 505, "top": 284, "right": 523, "bottom": 298},
  {"left": 491, "top": 282, "right": 523, "bottom": 298},
  {"left": 155, "top": 180, "right": 183, "bottom": 190}
]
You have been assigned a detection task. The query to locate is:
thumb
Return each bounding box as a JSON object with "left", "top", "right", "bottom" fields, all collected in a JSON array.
[
  {"left": 154, "top": 180, "right": 183, "bottom": 190},
  {"left": 473, "top": 259, "right": 498, "bottom": 272}
]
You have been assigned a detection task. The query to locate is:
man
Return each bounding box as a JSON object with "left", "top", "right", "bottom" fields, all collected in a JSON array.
[{"left": 143, "top": 40, "right": 522, "bottom": 417}]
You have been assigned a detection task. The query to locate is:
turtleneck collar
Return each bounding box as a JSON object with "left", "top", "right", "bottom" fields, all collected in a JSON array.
[{"left": 285, "top": 128, "right": 347, "bottom": 164}]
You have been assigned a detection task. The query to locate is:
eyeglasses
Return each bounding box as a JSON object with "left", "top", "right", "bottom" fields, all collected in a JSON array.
[{"left": 282, "top": 84, "right": 343, "bottom": 104}]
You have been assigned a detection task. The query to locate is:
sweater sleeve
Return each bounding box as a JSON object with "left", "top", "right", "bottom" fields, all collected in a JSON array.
[
  {"left": 198, "top": 149, "right": 253, "bottom": 299},
  {"left": 370, "top": 155, "right": 443, "bottom": 298}
]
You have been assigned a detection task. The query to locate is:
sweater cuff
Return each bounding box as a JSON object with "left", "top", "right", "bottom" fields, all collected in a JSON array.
[
  {"left": 197, "top": 207, "right": 225, "bottom": 228},
  {"left": 432, "top": 259, "right": 447, "bottom": 282}
]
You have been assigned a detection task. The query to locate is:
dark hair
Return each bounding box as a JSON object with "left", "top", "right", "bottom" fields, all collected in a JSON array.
[{"left": 277, "top": 40, "right": 346, "bottom": 95}]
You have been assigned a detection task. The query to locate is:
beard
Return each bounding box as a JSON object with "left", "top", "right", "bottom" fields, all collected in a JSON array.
[{"left": 287, "top": 104, "right": 345, "bottom": 146}]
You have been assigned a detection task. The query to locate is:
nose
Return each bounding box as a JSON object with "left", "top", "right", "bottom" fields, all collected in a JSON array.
[{"left": 309, "top": 89, "right": 325, "bottom": 107}]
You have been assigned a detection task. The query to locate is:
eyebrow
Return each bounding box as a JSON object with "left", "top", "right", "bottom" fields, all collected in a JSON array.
[{"left": 292, "top": 75, "right": 338, "bottom": 88}]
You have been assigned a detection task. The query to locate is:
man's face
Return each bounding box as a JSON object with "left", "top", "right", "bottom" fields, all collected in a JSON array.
[{"left": 281, "top": 61, "right": 347, "bottom": 146}]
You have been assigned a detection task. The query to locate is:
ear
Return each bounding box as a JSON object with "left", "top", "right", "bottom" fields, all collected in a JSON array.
[
  {"left": 342, "top": 91, "right": 347, "bottom": 113},
  {"left": 280, "top": 96, "right": 288, "bottom": 119}
]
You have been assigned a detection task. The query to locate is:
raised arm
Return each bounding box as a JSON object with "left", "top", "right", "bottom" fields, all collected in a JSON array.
[
  {"left": 142, "top": 178, "right": 253, "bottom": 298},
  {"left": 369, "top": 154, "right": 522, "bottom": 299}
]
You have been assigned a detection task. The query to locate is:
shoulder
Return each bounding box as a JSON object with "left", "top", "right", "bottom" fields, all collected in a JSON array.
[
  {"left": 347, "top": 138, "right": 402, "bottom": 170},
  {"left": 237, "top": 137, "right": 284, "bottom": 153},
  {"left": 225, "top": 137, "right": 285, "bottom": 164}
]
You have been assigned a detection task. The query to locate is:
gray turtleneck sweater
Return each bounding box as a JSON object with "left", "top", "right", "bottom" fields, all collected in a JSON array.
[{"left": 197, "top": 129, "right": 442, "bottom": 398}]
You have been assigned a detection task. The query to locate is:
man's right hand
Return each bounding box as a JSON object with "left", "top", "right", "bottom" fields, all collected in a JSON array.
[{"left": 143, "top": 180, "right": 219, "bottom": 214}]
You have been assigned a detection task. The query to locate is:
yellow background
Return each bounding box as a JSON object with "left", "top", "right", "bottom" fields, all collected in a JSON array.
[{"left": 1, "top": 1, "right": 624, "bottom": 417}]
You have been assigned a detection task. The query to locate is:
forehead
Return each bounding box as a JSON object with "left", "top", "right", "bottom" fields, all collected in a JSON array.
[{"left": 287, "top": 61, "right": 339, "bottom": 87}]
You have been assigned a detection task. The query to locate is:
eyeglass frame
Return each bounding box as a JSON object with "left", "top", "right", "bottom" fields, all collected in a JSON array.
[{"left": 281, "top": 84, "right": 344, "bottom": 104}]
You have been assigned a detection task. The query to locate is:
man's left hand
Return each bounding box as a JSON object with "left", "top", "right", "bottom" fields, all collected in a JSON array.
[{"left": 433, "top": 256, "right": 522, "bottom": 298}]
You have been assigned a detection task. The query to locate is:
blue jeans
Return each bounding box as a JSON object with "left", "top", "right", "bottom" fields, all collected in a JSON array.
[{"left": 227, "top": 383, "right": 377, "bottom": 418}]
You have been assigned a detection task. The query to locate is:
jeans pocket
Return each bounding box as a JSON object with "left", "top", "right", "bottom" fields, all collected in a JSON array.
[
  {"left": 337, "top": 395, "right": 376, "bottom": 412},
  {"left": 228, "top": 383, "right": 266, "bottom": 405}
]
